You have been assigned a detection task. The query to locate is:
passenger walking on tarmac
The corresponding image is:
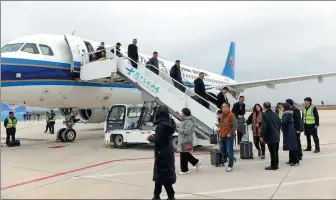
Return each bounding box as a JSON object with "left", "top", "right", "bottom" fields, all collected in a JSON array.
[
  {"left": 96, "top": 42, "right": 106, "bottom": 60},
  {"left": 146, "top": 52, "right": 160, "bottom": 75},
  {"left": 110, "top": 42, "right": 123, "bottom": 57},
  {"left": 4, "top": 111, "right": 17, "bottom": 146},
  {"left": 48, "top": 110, "right": 56, "bottom": 134},
  {"left": 44, "top": 111, "right": 51, "bottom": 133},
  {"left": 194, "top": 72, "right": 209, "bottom": 109},
  {"left": 216, "top": 87, "right": 229, "bottom": 109},
  {"left": 285, "top": 99, "right": 303, "bottom": 160},
  {"left": 147, "top": 105, "right": 176, "bottom": 200},
  {"left": 260, "top": 102, "right": 281, "bottom": 170},
  {"left": 232, "top": 96, "right": 246, "bottom": 145},
  {"left": 128, "top": 39, "right": 139, "bottom": 69},
  {"left": 302, "top": 97, "right": 320, "bottom": 153},
  {"left": 219, "top": 102, "right": 237, "bottom": 172},
  {"left": 246, "top": 104, "right": 266, "bottom": 159},
  {"left": 170, "top": 60, "right": 185, "bottom": 93},
  {"left": 281, "top": 103, "right": 300, "bottom": 166},
  {"left": 176, "top": 108, "right": 201, "bottom": 175}
]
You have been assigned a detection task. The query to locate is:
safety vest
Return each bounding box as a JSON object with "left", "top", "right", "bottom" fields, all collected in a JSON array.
[
  {"left": 49, "top": 114, "right": 56, "bottom": 122},
  {"left": 303, "top": 105, "right": 315, "bottom": 125},
  {"left": 277, "top": 109, "right": 283, "bottom": 119},
  {"left": 6, "top": 117, "right": 17, "bottom": 128}
]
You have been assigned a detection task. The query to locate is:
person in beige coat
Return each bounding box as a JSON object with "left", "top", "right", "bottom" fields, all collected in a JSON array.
[{"left": 176, "top": 108, "right": 201, "bottom": 175}]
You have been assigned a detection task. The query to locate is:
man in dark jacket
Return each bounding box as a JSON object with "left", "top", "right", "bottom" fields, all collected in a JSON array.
[
  {"left": 4, "top": 111, "right": 17, "bottom": 145},
  {"left": 216, "top": 87, "right": 229, "bottom": 109},
  {"left": 261, "top": 102, "right": 281, "bottom": 170},
  {"left": 150, "top": 105, "right": 176, "bottom": 200},
  {"left": 285, "top": 99, "right": 303, "bottom": 160},
  {"left": 170, "top": 60, "right": 185, "bottom": 92},
  {"left": 96, "top": 42, "right": 106, "bottom": 60},
  {"left": 302, "top": 97, "right": 320, "bottom": 153},
  {"left": 110, "top": 42, "right": 123, "bottom": 57},
  {"left": 146, "top": 52, "right": 159, "bottom": 75},
  {"left": 232, "top": 96, "right": 245, "bottom": 144},
  {"left": 193, "top": 72, "right": 209, "bottom": 109},
  {"left": 127, "top": 39, "right": 139, "bottom": 69}
]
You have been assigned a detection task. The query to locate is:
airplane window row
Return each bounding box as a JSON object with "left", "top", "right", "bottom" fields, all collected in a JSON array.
[{"left": 1, "top": 43, "right": 54, "bottom": 56}]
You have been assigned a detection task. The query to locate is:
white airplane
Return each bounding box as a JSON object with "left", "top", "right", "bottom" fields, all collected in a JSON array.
[{"left": 1, "top": 34, "right": 336, "bottom": 142}]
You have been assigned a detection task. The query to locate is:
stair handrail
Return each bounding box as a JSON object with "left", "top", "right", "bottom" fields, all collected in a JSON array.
[{"left": 110, "top": 46, "right": 219, "bottom": 114}]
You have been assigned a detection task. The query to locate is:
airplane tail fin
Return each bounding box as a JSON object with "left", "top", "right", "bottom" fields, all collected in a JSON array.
[{"left": 221, "top": 41, "right": 235, "bottom": 80}]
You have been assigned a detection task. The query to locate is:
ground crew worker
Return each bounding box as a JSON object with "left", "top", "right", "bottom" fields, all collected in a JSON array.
[
  {"left": 302, "top": 97, "right": 320, "bottom": 153},
  {"left": 96, "top": 42, "right": 106, "bottom": 60},
  {"left": 275, "top": 103, "right": 283, "bottom": 120},
  {"left": 44, "top": 111, "right": 51, "bottom": 133},
  {"left": 4, "top": 111, "right": 17, "bottom": 146},
  {"left": 49, "top": 110, "right": 56, "bottom": 134}
]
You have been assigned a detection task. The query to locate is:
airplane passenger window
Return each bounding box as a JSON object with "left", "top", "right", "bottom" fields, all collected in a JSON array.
[
  {"left": 39, "top": 44, "right": 54, "bottom": 56},
  {"left": 21, "top": 43, "right": 39, "bottom": 54},
  {"left": 1, "top": 43, "right": 24, "bottom": 53}
]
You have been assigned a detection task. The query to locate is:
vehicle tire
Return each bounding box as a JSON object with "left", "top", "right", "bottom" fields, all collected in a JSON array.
[
  {"left": 172, "top": 137, "right": 179, "bottom": 152},
  {"left": 64, "top": 128, "right": 77, "bottom": 142},
  {"left": 113, "top": 134, "right": 126, "bottom": 148},
  {"left": 57, "top": 128, "right": 66, "bottom": 142}
]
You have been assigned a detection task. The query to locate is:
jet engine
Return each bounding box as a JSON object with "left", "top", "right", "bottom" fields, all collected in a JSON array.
[{"left": 78, "top": 109, "right": 109, "bottom": 124}]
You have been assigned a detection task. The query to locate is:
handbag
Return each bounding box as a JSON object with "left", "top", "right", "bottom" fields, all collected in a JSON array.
[{"left": 182, "top": 142, "right": 193, "bottom": 151}]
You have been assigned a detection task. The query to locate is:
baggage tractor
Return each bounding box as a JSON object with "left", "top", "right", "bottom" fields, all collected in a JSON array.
[
  {"left": 240, "top": 124, "right": 254, "bottom": 159},
  {"left": 210, "top": 124, "right": 227, "bottom": 166},
  {"left": 7, "top": 140, "right": 20, "bottom": 147}
]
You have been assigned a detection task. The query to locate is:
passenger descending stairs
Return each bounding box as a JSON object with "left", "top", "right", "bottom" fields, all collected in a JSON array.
[{"left": 80, "top": 49, "right": 219, "bottom": 141}]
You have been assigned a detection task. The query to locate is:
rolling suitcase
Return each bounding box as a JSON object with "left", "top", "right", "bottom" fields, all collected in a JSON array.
[
  {"left": 240, "top": 124, "right": 254, "bottom": 159},
  {"left": 210, "top": 126, "right": 227, "bottom": 166}
]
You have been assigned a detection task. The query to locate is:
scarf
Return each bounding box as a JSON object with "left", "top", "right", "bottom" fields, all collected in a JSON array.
[{"left": 252, "top": 111, "right": 262, "bottom": 136}]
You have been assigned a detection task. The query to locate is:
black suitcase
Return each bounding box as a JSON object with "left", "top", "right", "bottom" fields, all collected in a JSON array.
[
  {"left": 7, "top": 140, "right": 20, "bottom": 147},
  {"left": 210, "top": 150, "right": 226, "bottom": 166},
  {"left": 240, "top": 124, "right": 254, "bottom": 159}
]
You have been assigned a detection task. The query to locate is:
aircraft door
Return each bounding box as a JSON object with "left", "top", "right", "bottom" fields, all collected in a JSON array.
[{"left": 64, "top": 35, "right": 89, "bottom": 73}]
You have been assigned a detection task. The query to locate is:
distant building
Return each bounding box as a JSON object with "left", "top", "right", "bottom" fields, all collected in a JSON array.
[{"left": 1, "top": 103, "right": 26, "bottom": 121}]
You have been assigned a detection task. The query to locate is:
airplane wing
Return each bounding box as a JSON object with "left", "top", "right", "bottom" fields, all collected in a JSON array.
[{"left": 210, "top": 72, "right": 336, "bottom": 91}]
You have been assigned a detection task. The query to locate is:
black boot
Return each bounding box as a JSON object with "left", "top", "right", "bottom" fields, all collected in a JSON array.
[
  {"left": 167, "top": 197, "right": 175, "bottom": 200},
  {"left": 152, "top": 196, "right": 161, "bottom": 200}
]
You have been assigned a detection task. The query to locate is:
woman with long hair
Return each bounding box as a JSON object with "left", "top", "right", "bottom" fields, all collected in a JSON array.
[{"left": 246, "top": 104, "right": 265, "bottom": 159}]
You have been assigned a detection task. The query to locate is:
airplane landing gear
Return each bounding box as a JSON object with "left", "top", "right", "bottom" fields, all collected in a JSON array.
[{"left": 56, "top": 108, "right": 77, "bottom": 142}]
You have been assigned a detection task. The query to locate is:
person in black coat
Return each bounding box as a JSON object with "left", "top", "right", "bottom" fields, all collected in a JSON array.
[
  {"left": 285, "top": 99, "right": 303, "bottom": 160},
  {"left": 96, "top": 42, "right": 106, "bottom": 60},
  {"left": 110, "top": 42, "right": 123, "bottom": 57},
  {"left": 148, "top": 105, "right": 176, "bottom": 200},
  {"left": 261, "top": 102, "right": 281, "bottom": 170},
  {"left": 216, "top": 87, "right": 229, "bottom": 109},
  {"left": 170, "top": 60, "right": 185, "bottom": 93},
  {"left": 127, "top": 39, "right": 139, "bottom": 69},
  {"left": 232, "top": 96, "right": 245, "bottom": 144},
  {"left": 193, "top": 72, "right": 209, "bottom": 109},
  {"left": 281, "top": 103, "right": 299, "bottom": 166}
]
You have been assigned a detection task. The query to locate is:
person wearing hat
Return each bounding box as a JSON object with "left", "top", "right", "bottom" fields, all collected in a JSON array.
[
  {"left": 285, "top": 99, "right": 303, "bottom": 160},
  {"left": 170, "top": 60, "right": 185, "bottom": 92},
  {"left": 111, "top": 42, "right": 123, "bottom": 57},
  {"left": 302, "top": 97, "right": 320, "bottom": 153},
  {"left": 96, "top": 41, "right": 106, "bottom": 60},
  {"left": 216, "top": 87, "right": 229, "bottom": 109}
]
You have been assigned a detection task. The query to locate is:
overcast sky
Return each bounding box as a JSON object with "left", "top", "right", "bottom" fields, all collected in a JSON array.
[{"left": 1, "top": 1, "right": 336, "bottom": 107}]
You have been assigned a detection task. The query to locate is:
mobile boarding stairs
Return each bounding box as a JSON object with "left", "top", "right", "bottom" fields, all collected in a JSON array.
[{"left": 79, "top": 47, "right": 220, "bottom": 143}]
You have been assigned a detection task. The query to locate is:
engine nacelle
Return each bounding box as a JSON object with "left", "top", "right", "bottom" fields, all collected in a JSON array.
[{"left": 78, "top": 109, "right": 109, "bottom": 124}]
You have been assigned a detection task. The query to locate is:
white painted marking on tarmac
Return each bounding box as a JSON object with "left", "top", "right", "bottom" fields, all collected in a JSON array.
[
  {"left": 77, "top": 153, "right": 336, "bottom": 179},
  {"left": 167, "top": 176, "right": 336, "bottom": 199}
]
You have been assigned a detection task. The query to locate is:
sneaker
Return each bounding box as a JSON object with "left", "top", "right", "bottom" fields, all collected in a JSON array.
[
  {"left": 196, "top": 161, "right": 201, "bottom": 171},
  {"left": 314, "top": 149, "right": 320, "bottom": 153},
  {"left": 290, "top": 162, "right": 299, "bottom": 166},
  {"left": 179, "top": 171, "right": 190, "bottom": 175},
  {"left": 260, "top": 155, "right": 265, "bottom": 159},
  {"left": 226, "top": 167, "right": 233, "bottom": 172}
]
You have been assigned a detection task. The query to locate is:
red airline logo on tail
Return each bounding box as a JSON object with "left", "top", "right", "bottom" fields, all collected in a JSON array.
[{"left": 229, "top": 57, "right": 235, "bottom": 73}]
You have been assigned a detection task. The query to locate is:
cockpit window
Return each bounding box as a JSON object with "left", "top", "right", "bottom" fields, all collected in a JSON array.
[
  {"left": 21, "top": 43, "right": 40, "bottom": 54},
  {"left": 1, "top": 43, "right": 24, "bottom": 53},
  {"left": 39, "top": 44, "right": 54, "bottom": 56}
]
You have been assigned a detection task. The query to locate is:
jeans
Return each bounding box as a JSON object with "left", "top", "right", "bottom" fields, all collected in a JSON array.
[{"left": 219, "top": 136, "right": 234, "bottom": 168}]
